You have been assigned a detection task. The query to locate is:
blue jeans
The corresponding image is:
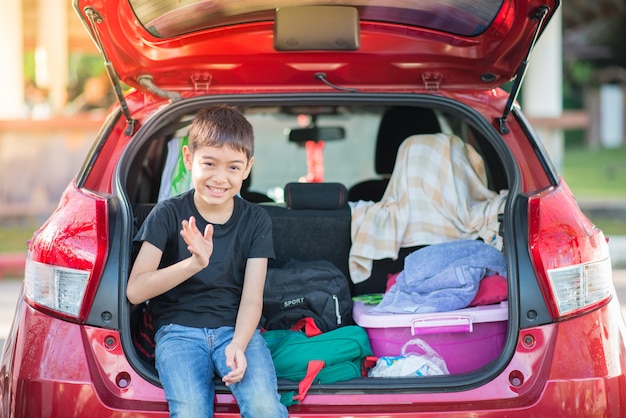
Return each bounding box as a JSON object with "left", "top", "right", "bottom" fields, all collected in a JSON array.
[{"left": 154, "top": 324, "right": 288, "bottom": 418}]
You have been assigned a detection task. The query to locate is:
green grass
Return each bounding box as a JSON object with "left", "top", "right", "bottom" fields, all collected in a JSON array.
[
  {"left": 561, "top": 146, "right": 626, "bottom": 236},
  {"left": 562, "top": 146, "right": 626, "bottom": 199},
  {"left": 590, "top": 218, "right": 626, "bottom": 236},
  {"left": 0, "top": 225, "right": 37, "bottom": 253}
]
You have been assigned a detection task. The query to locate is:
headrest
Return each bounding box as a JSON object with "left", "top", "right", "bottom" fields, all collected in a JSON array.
[
  {"left": 284, "top": 182, "right": 348, "bottom": 210},
  {"left": 242, "top": 174, "right": 252, "bottom": 191},
  {"left": 375, "top": 106, "right": 440, "bottom": 175}
]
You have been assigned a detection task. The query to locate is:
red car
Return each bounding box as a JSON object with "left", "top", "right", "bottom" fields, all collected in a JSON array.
[{"left": 3, "top": 0, "right": 626, "bottom": 416}]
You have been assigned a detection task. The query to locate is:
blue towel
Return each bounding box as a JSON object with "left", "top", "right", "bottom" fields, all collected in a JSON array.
[{"left": 372, "top": 240, "right": 507, "bottom": 314}]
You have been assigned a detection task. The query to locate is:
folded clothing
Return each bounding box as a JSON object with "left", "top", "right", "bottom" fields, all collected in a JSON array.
[
  {"left": 385, "top": 272, "right": 508, "bottom": 307},
  {"left": 372, "top": 240, "right": 507, "bottom": 314}
]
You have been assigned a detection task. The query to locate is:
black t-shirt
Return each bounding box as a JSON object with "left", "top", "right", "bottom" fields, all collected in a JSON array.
[{"left": 134, "top": 190, "right": 275, "bottom": 330}]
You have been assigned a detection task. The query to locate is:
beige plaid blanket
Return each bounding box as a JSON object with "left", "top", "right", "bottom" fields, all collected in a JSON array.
[{"left": 348, "top": 133, "right": 508, "bottom": 284}]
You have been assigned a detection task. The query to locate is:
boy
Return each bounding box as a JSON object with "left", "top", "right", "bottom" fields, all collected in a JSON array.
[{"left": 127, "top": 105, "right": 288, "bottom": 418}]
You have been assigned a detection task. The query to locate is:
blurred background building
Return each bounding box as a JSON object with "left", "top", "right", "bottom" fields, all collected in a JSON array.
[{"left": 0, "top": 0, "right": 625, "bottom": 224}]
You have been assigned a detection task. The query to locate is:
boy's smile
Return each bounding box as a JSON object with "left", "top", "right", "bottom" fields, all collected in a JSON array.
[{"left": 183, "top": 143, "right": 253, "bottom": 221}]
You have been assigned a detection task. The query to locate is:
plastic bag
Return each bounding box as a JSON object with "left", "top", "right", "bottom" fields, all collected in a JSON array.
[{"left": 368, "top": 338, "right": 449, "bottom": 377}]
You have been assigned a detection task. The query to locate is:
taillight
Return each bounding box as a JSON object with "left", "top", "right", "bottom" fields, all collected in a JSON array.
[
  {"left": 546, "top": 258, "right": 613, "bottom": 317},
  {"left": 529, "top": 181, "right": 613, "bottom": 320},
  {"left": 24, "top": 260, "right": 91, "bottom": 318},
  {"left": 24, "top": 183, "right": 108, "bottom": 322}
]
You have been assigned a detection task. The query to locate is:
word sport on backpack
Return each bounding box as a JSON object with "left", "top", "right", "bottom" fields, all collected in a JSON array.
[{"left": 262, "top": 259, "right": 353, "bottom": 332}]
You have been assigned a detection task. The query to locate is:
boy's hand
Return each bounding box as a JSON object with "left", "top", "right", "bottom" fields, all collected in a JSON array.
[
  {"left": 180, "top": 216, "right": 213, "bottom": 269},
  {"left": 222, "top": 343, "right": 247, "bottom": 386}
]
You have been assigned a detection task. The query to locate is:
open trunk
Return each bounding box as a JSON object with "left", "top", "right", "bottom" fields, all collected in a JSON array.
[{"left": 116, "top": 92, "right": 517, "bottom": 394}]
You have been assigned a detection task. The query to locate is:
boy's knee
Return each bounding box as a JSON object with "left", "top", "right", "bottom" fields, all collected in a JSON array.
[
  {"left": 167, "top": 398, "right": 212, "bottom": 418},
  {"left": 234, "top": 382, "right": 287, "bottom": 417},
  {"left": 239, "top": 397, "right": 287, "bottom": 418}
]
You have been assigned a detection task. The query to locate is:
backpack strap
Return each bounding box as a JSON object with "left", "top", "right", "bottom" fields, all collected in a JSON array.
[
  {"left": 293, "top": 360, "right": 325, "bottom": 403},
  {"left": 291, "top": 317, "right": 323, "bottom": 337},
  {"left": 278, "top": 318, "right": 328, "bottom": 405},
  {"left": 267, "top": 318, "right": 324, "bottom": 407},
  {"left": 278, "top": 359, "right": 325, "bottom": 407}
]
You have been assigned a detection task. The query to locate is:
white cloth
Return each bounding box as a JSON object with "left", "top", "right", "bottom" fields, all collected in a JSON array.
[{"left": 348, "top": 133, "right": 508, "bottom": 284}]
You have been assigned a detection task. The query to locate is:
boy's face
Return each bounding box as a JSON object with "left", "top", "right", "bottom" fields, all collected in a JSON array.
[{"left": 183, "top": 144, "right": 253, "bottom": 209}]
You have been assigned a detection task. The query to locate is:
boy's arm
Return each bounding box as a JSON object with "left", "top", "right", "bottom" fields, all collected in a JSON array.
[
  {"left": 127, "top": 241, "right": 199, "bottom": 304},
  {"left": 222, "top": 257, "right": 268, "bottom": 385},
  {"left": 127, "top": 216, "right": 213, "bottom": 305}
]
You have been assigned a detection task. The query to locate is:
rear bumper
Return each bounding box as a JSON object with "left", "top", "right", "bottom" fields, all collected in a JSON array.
[{"left": 2, "top": 298, "right": 626, "bottom": 417}]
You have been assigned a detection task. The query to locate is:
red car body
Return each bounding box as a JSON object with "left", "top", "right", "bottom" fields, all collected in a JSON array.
[{"left": 2, "top": 0, "right": 626, "bottom": 416}]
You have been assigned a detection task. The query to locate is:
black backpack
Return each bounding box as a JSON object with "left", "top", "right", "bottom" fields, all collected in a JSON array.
[{"left": 262, "top": 259, "right": 353, "bottom": 332}]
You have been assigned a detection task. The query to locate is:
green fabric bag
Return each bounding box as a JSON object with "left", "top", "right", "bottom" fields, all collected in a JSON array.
[{"left": 262, "top": 319, "right": 373, "bottom": 405}]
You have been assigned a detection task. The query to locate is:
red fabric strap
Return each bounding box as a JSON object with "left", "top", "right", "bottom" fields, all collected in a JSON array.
[
  {"left": 293, "top": 360, "right": 325, "bottom": 402},
  {"left": 291, "top": 317, "right": 323, "bottom": 337}
]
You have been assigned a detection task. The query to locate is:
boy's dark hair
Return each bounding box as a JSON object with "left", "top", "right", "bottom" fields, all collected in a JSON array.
[{"left": 188, "top": 105, "right": 254, "bottom": 160}]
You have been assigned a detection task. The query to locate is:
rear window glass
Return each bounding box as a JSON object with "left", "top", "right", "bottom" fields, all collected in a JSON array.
[{"left": 129, "top": 0, "right": 504, "bottom": 38}]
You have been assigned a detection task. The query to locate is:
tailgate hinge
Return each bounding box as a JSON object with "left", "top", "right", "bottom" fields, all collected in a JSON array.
[
  {"left": 191, "top": 74, "right": 213, "bottom": 93},
  {"left": 421, "top": 72, "right": 442, "bottom": 91}
]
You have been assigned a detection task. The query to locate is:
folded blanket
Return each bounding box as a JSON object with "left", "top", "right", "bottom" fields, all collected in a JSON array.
[
  {"left": 349, "top": 133, "right": 507, "bottom": 284},
  {"left": 372, "top": 240, "right": 507, "bottom": 313}
]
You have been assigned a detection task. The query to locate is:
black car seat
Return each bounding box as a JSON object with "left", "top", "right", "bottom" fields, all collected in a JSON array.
[
  {"left": 241, "top": 172, "right": 273, "bottom": 203},
  {"left": 348, "top": 106, "right": 441, "bottom": 202}
]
